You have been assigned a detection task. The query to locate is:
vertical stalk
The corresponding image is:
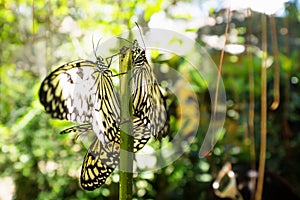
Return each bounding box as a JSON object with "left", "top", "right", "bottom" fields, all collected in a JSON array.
[
  {"left": 255, "top": 13, "right": 267, "bottom": 200},
  {"left": 270, "top": 14, "right": 280, "bottom": 110},
  {"left": 119, "top": 47, "right": 134, "bottom": 200},
  {"left": 212, "top": 8, "right": 230, "bottom": 148}
]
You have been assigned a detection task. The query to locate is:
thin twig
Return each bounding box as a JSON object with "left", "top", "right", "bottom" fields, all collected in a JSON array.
[
  {"left": 212, "top": 8, "right": 230, "bottom": 145},
  {"left": 270, "top": 14, "right": 280, "bottom": 110},
  {"left": 255, "top": 13, "right": 268, "bottom": 200}
]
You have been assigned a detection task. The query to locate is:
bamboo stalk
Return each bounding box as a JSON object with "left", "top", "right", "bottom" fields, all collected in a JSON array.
[
  {"left": 119, "top": 47, "right": 134, "bottom": 200},
  {"left": 255, "top": 13, "right": 267, "bottom": 200},
  {"left": 270, "top": 14, "right": 280, "bottom": 110}
]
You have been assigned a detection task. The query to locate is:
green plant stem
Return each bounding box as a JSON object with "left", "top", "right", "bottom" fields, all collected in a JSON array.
[{"left": 119, "top": 47, "right": 133, "bottom": 200}]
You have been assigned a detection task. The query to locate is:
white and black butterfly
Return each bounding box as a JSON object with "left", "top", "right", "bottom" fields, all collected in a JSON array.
[
  {"left": 39, "top": 54, "right": 123, "bottom": 190},
  {"left": 130, "top": 39, "right": 169, "bottom": 139},
  {"left": 39, "top": 56, "right": 121, "bottom": 144}
]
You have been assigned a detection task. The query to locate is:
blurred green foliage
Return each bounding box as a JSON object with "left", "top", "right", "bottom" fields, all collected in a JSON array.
[{"left": 1, "top": 0, "right": 300, "bottom": 199}]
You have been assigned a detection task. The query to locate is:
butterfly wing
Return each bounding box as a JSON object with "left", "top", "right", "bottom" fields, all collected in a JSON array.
[
  {"left": 80, "top": 137, "right": 120, "bottom": 190},
  {"left": 93, "top": 71, "right": 120, "bottom": 143},
  {"left": 61, "top": 124, "right": 118, "bottom": 189},
  {"left": 150, "top": 84, "right": 169, "bottom": 138},
  {"left": 60, "top": 120, "right": 149, "bottom": 190},
  {"left": 39, "top": 59, "right": 120, "bottom": 143},
  {"left": 132, "top": 117, "right": 151, "bottom": 151},
  {"left": 39, "top": 60, "right": 98, "bottom": 123}
]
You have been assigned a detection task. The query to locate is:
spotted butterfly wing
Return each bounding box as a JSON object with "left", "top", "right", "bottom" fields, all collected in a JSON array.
[
  {"left": 131, "top": 40, "right": 169, "bottom": 139},
  {"left": 39, "top": 58, "right": 120, "bottom": 143},
  {"left": 81, "top": 137, "right": 119, "bottom": 190},
  {"left": 62, "top": 124, "right": 120, "bottom": 190},
  {"left": 60, "top": 119, "right": 150, "bottom": 190}
]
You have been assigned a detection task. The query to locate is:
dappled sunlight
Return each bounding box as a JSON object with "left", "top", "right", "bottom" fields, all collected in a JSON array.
[{"left": 1, "top": 0, "right": 300, "bottom": 199}]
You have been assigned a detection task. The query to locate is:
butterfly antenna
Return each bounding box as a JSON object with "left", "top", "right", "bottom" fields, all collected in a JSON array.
[
  {"left": 92, "top": 35, "right": 103, "bottom": 62},
  {"left": 96, "top": 38, "right": 102, "bottom": 56},
  {"left": 92, "top": 35, "right": 97, "bottom": 59},
  {"left": 135, "top": 22, "right": 146, "bottom": 50}
]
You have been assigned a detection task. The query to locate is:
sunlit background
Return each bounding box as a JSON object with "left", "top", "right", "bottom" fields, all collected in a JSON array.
[{"left": 1, "top": 0, "right": 300, "bottom": 199}]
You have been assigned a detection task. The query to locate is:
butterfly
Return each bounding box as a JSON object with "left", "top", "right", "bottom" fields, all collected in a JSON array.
[
  {"left": 130, "top": 39, "right": 169, "bottom": 139},
  {"left": 39, "top": 55, "right": 122, "bottom": 190},
  {"left": 39, "top": 56, "right": 121, "bottom": 144}
]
